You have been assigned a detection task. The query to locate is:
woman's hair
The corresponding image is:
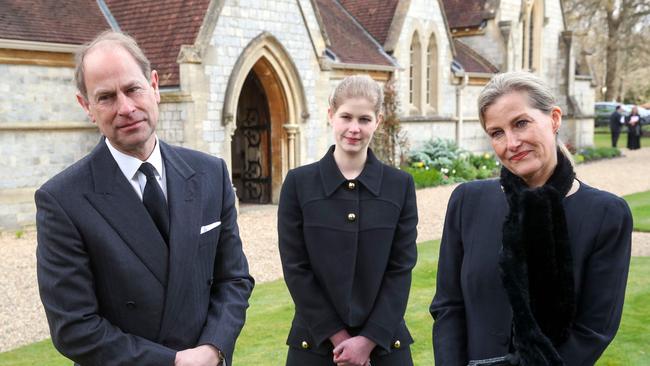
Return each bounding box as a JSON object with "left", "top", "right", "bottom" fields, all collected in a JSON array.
[
  {"left": 329, "top": 75, "right": 384, "bottom": 116},
  {"left": 477, "top": 71, "right": 573, "bottom": 163},
  {"left": 631, "top": 106, "right": 639, "bottom": 115}
]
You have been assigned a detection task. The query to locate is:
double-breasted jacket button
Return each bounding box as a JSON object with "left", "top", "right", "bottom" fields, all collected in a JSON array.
[
  {"left": 125, "top": 301, "right": 136, "bottom": 309},
  {"left": 301, "top": 341, "right": 310, "bottom": 349},
  {"left": 347, "top": 181, "right": 356, "bottom": 190},
  {"left": 347, "top": 213, "right": 356, "bottom": 222},
  {"left": 393, "top": 340, "right": 401, "bottom": 349}
]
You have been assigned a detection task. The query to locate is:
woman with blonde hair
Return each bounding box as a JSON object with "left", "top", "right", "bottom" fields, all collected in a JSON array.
[
  {"left": 430, "top": 71, "right": 632, "bottom": 365},
  {"left": 279, "top": 75, "right": 417, "bottom": 366}
]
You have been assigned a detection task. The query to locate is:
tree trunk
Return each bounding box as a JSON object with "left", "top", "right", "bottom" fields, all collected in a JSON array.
[{"left": 605, "top": 0, "right": 620, "bottom": 101}]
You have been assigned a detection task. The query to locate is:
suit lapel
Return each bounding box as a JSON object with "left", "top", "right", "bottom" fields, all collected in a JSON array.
[
  {"left": 84, "top": 141, "right": 169, "bottom": 286},
  {"left": 157, "top": 142, "right": 202, "bottom": 340}
]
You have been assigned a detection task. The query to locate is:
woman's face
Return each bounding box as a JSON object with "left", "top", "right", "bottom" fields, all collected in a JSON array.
[
  {"left": 328, "top": 97, "right": 381, "bottom": 156},
  {"left": 483, "top": 91, "right": 562, "bottom": 187}
]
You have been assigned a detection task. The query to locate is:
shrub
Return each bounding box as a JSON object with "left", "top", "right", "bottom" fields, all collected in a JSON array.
[
  {"left": 403, "top": 166, "right": 443, "bottom": 188},
  {"left": 408, "top": 138, "right": 463, "bottom": 171},
  {"left": 371, "top": 78, "right": 408, "bottom": 166},
  {"left": 406, "top": 139, "right": 500, "bottom": 188},
  {"left": 576, "top": 146, "right": 621, "bottom": 162}
]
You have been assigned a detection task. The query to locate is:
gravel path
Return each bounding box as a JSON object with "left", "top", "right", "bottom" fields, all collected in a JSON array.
[{"left": 2, "top": 147, "right": 650, "bottom": 352}]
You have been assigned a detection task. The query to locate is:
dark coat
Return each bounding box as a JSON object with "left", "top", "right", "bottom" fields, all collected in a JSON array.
[
  {"left": 626, "top": 113, "right": 642, "bottom": 150},
  {"left": 609, "top": 110, "right": 624, "bottom": 132},
  {"left": 430, "top": 179, "right": 632, "bottom": 366},
  {"left": 278, "top": 146, "right": 418, "bottom": 356},
  {"left": 36, "top": 139, "right": 254, "bottom": 366}
]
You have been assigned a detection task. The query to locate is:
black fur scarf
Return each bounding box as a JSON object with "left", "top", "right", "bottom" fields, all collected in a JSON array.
[{"left": 499, "top": 149, "right": 576, "bottom": 365}]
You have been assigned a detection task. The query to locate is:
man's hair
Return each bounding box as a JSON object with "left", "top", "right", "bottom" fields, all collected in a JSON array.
[
  {"left": 616, "top": 105, "right": 622, "bottom": 110},
  {"left": 75, "top": 30, "right": 151, "bottom": 99}
]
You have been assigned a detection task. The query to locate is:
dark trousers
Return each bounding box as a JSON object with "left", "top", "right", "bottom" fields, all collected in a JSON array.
[
  {"left": 286, "top": 347, "right": 413, "bottom": 366},
  {"left": 611, "top": 129, "right": 620, "bottom": 147}
]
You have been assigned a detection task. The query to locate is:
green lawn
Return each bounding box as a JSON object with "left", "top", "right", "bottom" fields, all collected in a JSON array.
[
  {"left": 1, "top": 241, "right": 648, "bottom": 365},
  {"left": 594, "top": 128, "right": 650, "bottom": 149},
  {"left": 623, "top": 191, "right": 650, "bottom": 232}
]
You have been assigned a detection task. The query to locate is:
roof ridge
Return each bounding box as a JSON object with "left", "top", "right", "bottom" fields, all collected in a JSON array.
[{"left": 96, "top": 0, "right": 121, "bottom": 31}]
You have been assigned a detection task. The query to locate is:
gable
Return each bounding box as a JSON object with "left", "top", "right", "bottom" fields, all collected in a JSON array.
[{"left": 104, "top": 0, "right": 211, "bottom": 87}]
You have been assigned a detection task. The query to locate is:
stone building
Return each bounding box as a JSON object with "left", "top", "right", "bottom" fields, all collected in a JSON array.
[{"left": 0, "top": 0, "right": 594, "bottom": 228}]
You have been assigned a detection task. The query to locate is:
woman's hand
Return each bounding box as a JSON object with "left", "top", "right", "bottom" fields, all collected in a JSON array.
[{"left": 332, "top": 336, "right": 376, "bottom": 366}]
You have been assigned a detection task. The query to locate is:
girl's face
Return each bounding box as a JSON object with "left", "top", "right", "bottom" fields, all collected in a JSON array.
[
  {"left": 483, "top": 91, "right": 561, "bottom": 187},
  {"left": 328, "top": 97, "right": 381, "bottom": 156}
]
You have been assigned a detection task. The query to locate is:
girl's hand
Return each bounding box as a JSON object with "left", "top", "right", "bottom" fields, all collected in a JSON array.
[{"left": 332, "top": 336, "right": 376, "bottom": 366}]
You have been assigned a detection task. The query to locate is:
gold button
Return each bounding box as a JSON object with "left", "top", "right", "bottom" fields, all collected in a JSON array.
[
  {"left": 347, "top": 213, "right": 356, "bottom": 221},
  {"left": 393, "top": 340, "right": 401, "bottom": 349},
  {"left": 301, "top": 341, "right": 310, "bottom": 349},
  {"left": 347, "top": 181, "right": 356, "bottom": 190}
]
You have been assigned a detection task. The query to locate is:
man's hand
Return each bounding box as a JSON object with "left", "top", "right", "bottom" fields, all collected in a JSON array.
[
  {"left": 332, "top": 336, "right": 376, "bottom": 366},
  {"left": 175, "top": 344, "right": 222, "bottom": 366}
]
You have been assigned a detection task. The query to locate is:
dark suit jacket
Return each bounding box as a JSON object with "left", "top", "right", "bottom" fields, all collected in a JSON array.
[
  {"left": 609, "top": 110, "right": 623, "bottom": 132},
  {"left": 36, "top": 139, "right": 254, "bottom": 366},
  {"left": 278, "top": 146, "right": 418, "bottom": 356},
  {"left": 430, "top": 179, "right": 632, "bottom": 366}
]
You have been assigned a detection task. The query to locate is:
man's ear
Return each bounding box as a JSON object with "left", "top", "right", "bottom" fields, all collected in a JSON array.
[
  {"left": 150, "top": 70, "right": 160, "bottom": 103},
  {"left": 76, "top": 93, "right": 95, "bottom": 123}
]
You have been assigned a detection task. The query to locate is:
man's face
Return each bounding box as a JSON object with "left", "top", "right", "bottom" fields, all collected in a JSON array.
[{"left": 77, "top": 43, "right": 160, "bottom": 160}]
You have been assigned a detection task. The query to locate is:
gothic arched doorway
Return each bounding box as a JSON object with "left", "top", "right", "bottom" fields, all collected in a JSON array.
[
  {"left": 231, "top": 70, "right": 272, "bottom": 203},
  {"left": 223, "top": 33, "right": 309, "bottom": 204}
]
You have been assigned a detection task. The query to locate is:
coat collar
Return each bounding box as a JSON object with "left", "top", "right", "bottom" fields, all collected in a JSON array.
[{"left": 319, "top": 145, "right": 383, "bottom": 197}]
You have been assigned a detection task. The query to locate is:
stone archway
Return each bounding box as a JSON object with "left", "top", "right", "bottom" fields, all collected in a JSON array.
[
  {"left": 223, "top": 32, "right": 308, "bottom": 203},
  {"left": 231, "top": 70, "right": 273, "bottom": 203}
]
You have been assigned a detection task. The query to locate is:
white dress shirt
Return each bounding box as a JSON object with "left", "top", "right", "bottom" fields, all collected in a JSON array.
[{"left": 105, "top": 137, "right": 167, "bottom": 202}]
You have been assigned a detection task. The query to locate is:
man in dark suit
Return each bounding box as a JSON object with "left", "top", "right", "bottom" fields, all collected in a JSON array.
[
  {"left": 609, "top": 105, "right": 624, "bottom": 147},
  {"left": 36, "top": 31, "right": 254, "bottom": 366}
]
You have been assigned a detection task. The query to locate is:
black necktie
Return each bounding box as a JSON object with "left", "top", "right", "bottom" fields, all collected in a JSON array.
[{"left": 138, "top": 162, "right": 169, "bottom": 243}]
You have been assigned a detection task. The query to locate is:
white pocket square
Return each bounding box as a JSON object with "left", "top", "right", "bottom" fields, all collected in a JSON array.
[{"left": 200, "top": 221, "right": 221, "bottom": 234}]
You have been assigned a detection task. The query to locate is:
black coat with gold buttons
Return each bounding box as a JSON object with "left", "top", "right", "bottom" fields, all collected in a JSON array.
[{"left": 278, "top": 146, "right": 418, "bottom": 356}]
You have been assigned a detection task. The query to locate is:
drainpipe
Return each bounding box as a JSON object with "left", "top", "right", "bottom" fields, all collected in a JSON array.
[{"left": 451, "top": 60, "right": 468, "bottom": 148}]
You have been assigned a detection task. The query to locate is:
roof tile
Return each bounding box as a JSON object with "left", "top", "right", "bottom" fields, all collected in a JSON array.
[
  {"left": 0, "top": 0, "right": 110, "bottom": 44},
  {"left": 315, "top": 0, "right": 394, "bottom": 67},
  {"left": 338, "top": 0, "right": 399, "bottom": 45},
  {"left": 453, "top": 39, "right": 498, "bottom": 74},
  {"left": 441, "top": 0, "right": 492, "bottom": 30},
  {"left": 104, "top": 0, "right": 210, "bottom": 86}
]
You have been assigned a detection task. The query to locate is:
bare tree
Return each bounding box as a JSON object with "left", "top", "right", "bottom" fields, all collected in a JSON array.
[{"left": 565, "top": 0, "right": 650, "bottom": 101}]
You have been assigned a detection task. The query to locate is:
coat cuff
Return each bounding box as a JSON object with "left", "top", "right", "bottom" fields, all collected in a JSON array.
[
  {"left": 359, "top": 321, "right": 393, "bottom": 352},
  {"left": 198, "top": 335, "right": 234, "bottom": 366},
  {"left": 311, "top": 316, "right": 347, "bottom": 348}
]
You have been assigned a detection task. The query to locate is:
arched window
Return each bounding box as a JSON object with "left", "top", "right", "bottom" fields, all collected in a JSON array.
[
  {"left": 426, "top": 33, "right": 438, "bottom": 113},
  {"left": 409, "top": 32, "right": 422, "bottom": 114},
  {"left": 522, "top": 0, "right": 543, "bottom": 72}
]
